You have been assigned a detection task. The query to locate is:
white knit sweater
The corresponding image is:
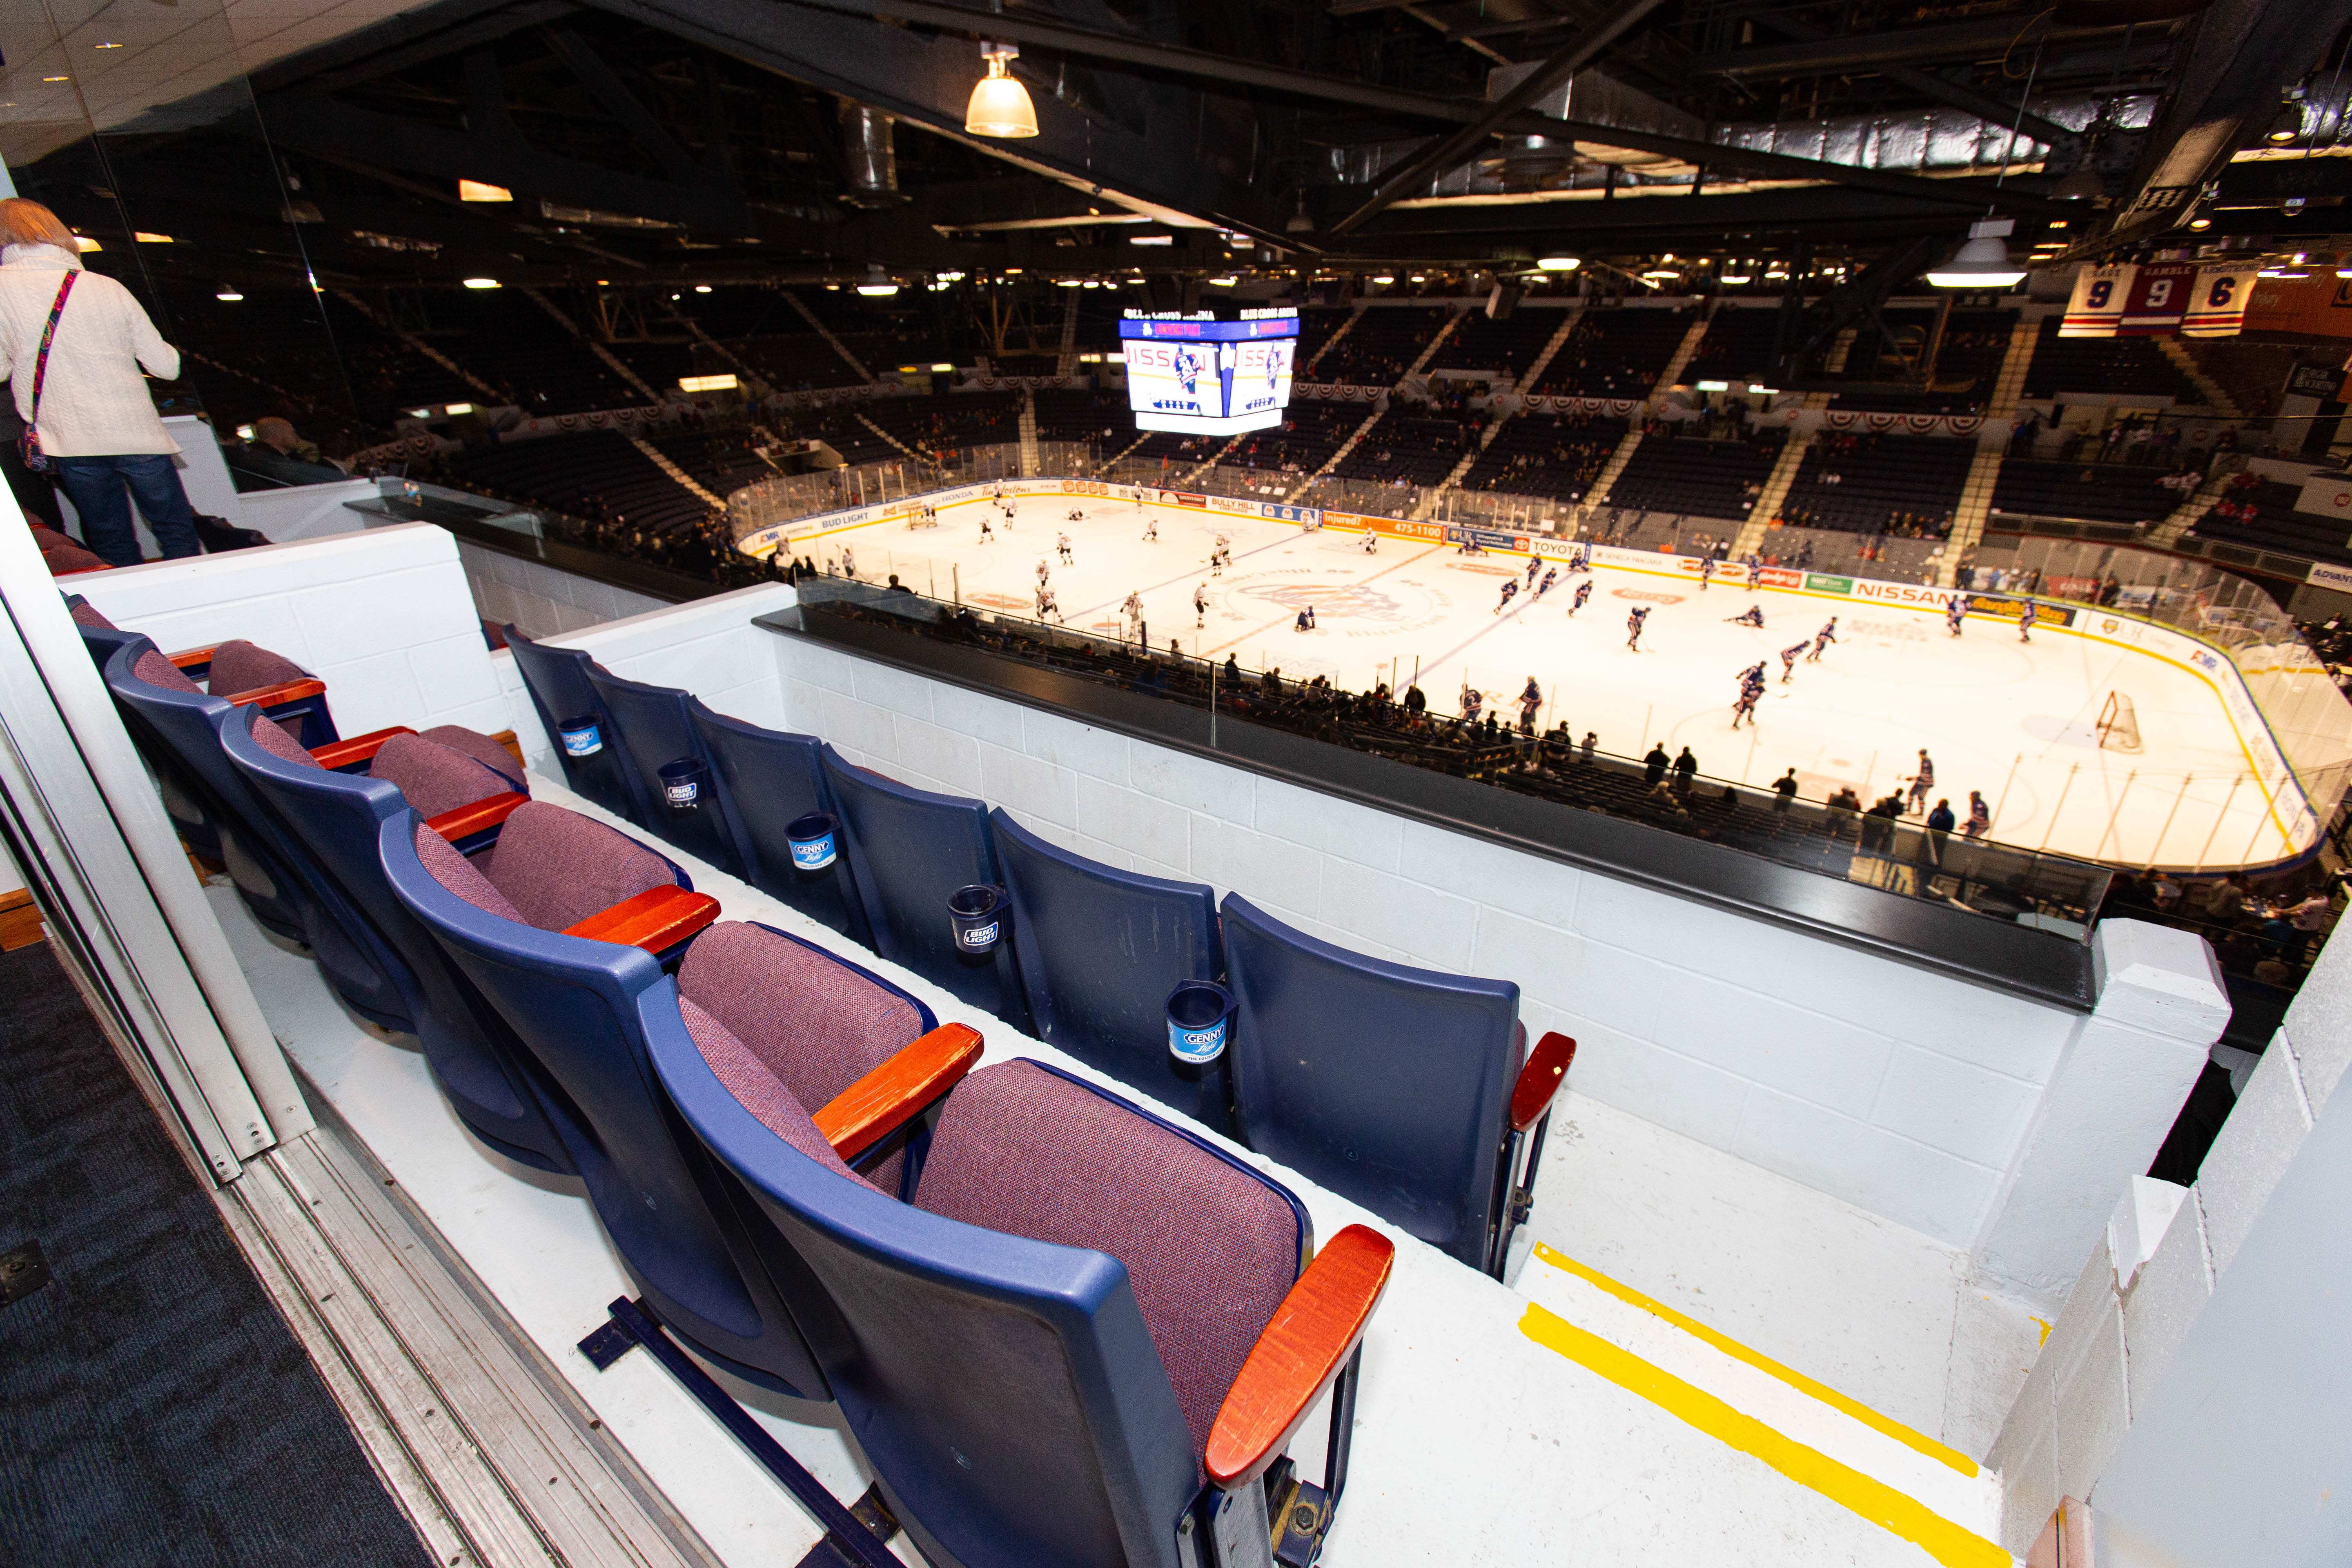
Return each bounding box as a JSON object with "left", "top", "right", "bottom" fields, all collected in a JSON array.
[{"left": 0, "top": 245, "right": 181, "bottom": 457}]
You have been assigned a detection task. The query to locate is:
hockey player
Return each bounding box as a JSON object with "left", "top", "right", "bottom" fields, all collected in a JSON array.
[
  {"left": 1057, "top": 532, "right": 1074, "bottom": 565},
  {"left": 1945, "top": 594, "right": 1969, "bottom": 637},
  {"left": 1904, "top": 749, "right": 1936, "bottom": 815},
  {"left": 840, "top": 545, "right": 857, "bottom": 580},
  {"left": 1740, "top": 660, "right": 1768, "bottom": 692},
  {"left": 1699, "top": 557, "right": 1715, "bottom": 592},
  {"left": 978, "top": 514, "right": 994, "bottom": 543},
  {"left": 1626, "top": 605, "right": 1650, "bottom": 650},
  {"left": 1036, "top": 558, "right": 1051, "bottom": 588},
  {"left": 1194, "top": 583, "right": 1209, "bottom": 628},
  {"left": 1123, "top": 590, "right": 1145, "bottom": 639},
  {"left": 1460, "top": 684, "right": 1483, "bottom": 724},
  {"left": 2017, "top": 600, "right": 2038, "bottom": 643},
  {"left": 1496, "top": 579, "right": 1520, "bottom": 615},
  {"left": 1729, "top": 604, "right": 1764, "bottom": 628},
  {"left": 1537, "top": 566, "right": 1559, "bottom": 598},
  {"left": 1362, "top": 530, "right": 1379, "bottom": 555},
  {"left": 1519, "top": 677, "right": 1543, "bottom": 731},
  {"left": 1069, "top": 507, "right": 1086, "bottom": 522},
  {"left": 1732, "top": 685, "right": 1761, "bottom": 728},
  {"left": 1525, "top": 557, "right": 1541, "bottom": 587},
  {"left": 1780, "top": 639, "right": 1809, "bottom": 684},
  {"left": 1209, "top": 545, "right": 1226, "bottom": 577},
  {"left": 1571, "top": 579, "right": 1594, "bottom": 616},
  {"left": 1143, "top": 517, "right": 1158, "bottom": 543},
  {"left": 1572, "top": 542, "right": 1591, "bottom": 573},
  {"left": 1805, "top": 617, "right": 1838, "bottom": 662}
]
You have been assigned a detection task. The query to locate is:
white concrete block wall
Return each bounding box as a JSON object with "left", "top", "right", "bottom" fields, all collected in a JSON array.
[
  {"left": 455, "top": 538, "right": 669, "bottom": 642},
  {"left": 70, "top": 522, "right": 510, "bottom": 739},
  {"left": 772, "top": 631, "right": 2098, "bottom": 1251}
]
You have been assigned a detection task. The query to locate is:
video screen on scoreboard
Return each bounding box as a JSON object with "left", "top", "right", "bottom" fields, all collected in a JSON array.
[{"left": 1119, "top": 309, "right": 1298, "bottom": 437}]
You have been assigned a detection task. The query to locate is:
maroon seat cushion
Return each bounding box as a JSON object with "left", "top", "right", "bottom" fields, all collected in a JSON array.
[
  {"left": 43, "top": 537, "right": 110, "bottom": 575},
  {"left": 912, "top": 1060, "right": 1301, "bottom": 1464},
  {"left": 205, "top": 639, "right": 308, "bottom": 695},
  {"left": 247, "top": 712, "right": 323, "bottom": 769},
  {"left": 677, "top": 998, "right": 884, "bottom": 1191},
  {"left": 414, "top": 822, "right": 527, "bottom": 925},
  {"left": 415, "top": 726, "right": 526, "bottom": 793},
  {"left": 476, "top": 801, "right": 673, "bottom": 932},
  {"left": 67, "top": 598, "right": 117, "bottom": 630},
  {"left": 131, "top": 649, "right": 203, "bottom": 695},
  {"left": 369, "top": 734, "right": 517, "bottom": 820}
]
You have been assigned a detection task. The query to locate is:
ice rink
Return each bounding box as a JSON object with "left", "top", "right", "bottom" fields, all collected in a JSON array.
[{"left": 798, "top": 492, "right": 2306, "bottom": 870}]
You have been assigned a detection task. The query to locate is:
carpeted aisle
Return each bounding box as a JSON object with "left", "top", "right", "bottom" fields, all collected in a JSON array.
[{"left": 0, "top": 942, "right": 434, "bottom": 1567}]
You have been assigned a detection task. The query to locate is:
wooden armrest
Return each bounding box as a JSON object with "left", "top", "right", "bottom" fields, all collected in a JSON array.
[
  {"left": 223, "top": 677, "right": 327, "bottom": 709},
  {"left": 1510, "top": 1031, "right": 1578, "bottom": 1134},
  {"left": 489, "top": 728, "right": 525, "bottom": 776},
  {"left": 425, "top": 791, "right": 528, "bottom": 843},
  {"left": 309, "top": 725, "right": 414, "bottom": 769},
  {"left": 1205, "top": 1224, "right": 1396, "bottom": 1490},
  {"left": 560, "top": 884, "right": 720, "bottom": 953},
  {"left": 168, "top": 645, "right": 218, "bottom": 670},
  {"left": 811, "top": 1023, "right": 985, "bottom": 1162}
]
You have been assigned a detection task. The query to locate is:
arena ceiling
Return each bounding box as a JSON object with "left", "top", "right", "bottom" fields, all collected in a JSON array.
[{"left": 13, "top": 0, "right": 2352, "bottom": 297}]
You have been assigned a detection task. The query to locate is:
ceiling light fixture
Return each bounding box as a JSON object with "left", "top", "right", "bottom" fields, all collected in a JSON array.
[
  {"left": 215, "top": 288, "right": 244, "bottom": 301},
  {"left": 965, "top": 42, "right": 1038, "bottom": 138},
  {"left": 458, "top": 179, "right": 512, "bottom": 202},
  {"left": 679, "top": 374, "right": 739, "bottom": 392},
  {"left": 2267, "top": 102, "right": 2303, "bottom": 145},
  {"left": 133, "top": 231, "right": 171, "bottom": 243},
  {"left": 855, "top": 264, "right": 899, "bottom": 296},
  {"left": 2189, "top": 217, "right": 2214, "bottom": 231},
  {"left": 73, "top": 235, "right": 101, "bottom": 252},
  {"left": 1536, "top": 256, "right": 1580, "bottom": 272},
  {"left": 1370, "top": 274, "right": 1394, "bottom": 285},
  {"left": 462, "top": 276, "right": 501, "bottom": 289},
  {"left": 694, "top": 284, "right": 713, "bottom": 293},
  {"left": 1926, "top": 217, "right": 2025, "bottom": 288},
  {"left": 1208, "top": 276, "right": 1237, "bottom": 286},
  {"left": 1719, "top": 274, "right": 1752, "bottom": 284}
]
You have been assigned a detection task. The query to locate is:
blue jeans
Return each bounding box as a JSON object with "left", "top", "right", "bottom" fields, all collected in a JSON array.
[{"left": 53, "top": 453, "right": 201, "bottom": 567}]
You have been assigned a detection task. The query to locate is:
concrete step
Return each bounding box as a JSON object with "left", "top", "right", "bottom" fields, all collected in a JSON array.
[{"left": 629, "top": 436, "right": 725, "bottom": 509}]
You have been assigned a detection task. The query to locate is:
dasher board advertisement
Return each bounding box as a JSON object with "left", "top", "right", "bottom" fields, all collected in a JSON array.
[{"left": 1119, "top": 310, "right": 1298, "bottom": 436}]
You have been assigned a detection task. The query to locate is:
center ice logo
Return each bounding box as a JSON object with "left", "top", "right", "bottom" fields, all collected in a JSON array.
[{"left": 1245, "top": 583, "right": 1408, "bottom": 621}]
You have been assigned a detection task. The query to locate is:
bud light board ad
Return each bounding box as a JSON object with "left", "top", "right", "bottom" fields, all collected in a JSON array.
[{"left": 1119, "top": 308, "right": 1298, "bottom": 436}]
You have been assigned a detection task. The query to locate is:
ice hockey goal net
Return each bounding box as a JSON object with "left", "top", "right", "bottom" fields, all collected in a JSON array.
[{"left": 2096, "top": 690, "right": 2143, "bottom": 752}]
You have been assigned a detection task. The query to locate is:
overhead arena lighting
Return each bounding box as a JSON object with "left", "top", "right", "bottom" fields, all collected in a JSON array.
[
  {"left": 444, "top": 403, "right": 473, "bottom": 415},
  {"left": 679, "top": 374, "right": 739, "bottom": 392},
  {"left": 855, "top": 265, "right": 900, "bottom": 296},
  {"left": 133, "top": 232, "right": 172, "bottom": 243},
  {"left": 930, "top": 363, "right": 955, "bottom": 372},
  {"left": 964, "top": 42, "right": 1038, "bottom": 138},
  {"left": 1057, "top": 277, "right": 1085, "bottom": 287},
  {"left": 1536, "top": 256, "right": 1580, "bottom": 272},
  {"left": 462, "top": 276, "right": 501, "bottom": 289},
  {"left": 215, "top": 287, "right": 243, "bottom": 301},
  {"left": 1207, "top": 276, "right": 1238, "bottom": 286},
  {"left": 1370, "top": 274, "right": 1394, "bottom": 285},
  {"left": 2266, "top": 102, "right": 2303, "bottom": 145},
  {"left": 73, "top": 235, "right": 100, "bottom": 252},
  {"left": 1926, "top": 218, "right": 2024, "bottom": 288},
  {"left": 1719, "top": 274, "right": 1752, "bottom": 285},
  {"left": 458, "top": 180, "right": 513, "bottom": 202},
  {"left": 694, "top": 284, "right": 713, "bottom": 293},
  {"left": 1640, "top": 270, "right": 1679, "bottom": 280}
]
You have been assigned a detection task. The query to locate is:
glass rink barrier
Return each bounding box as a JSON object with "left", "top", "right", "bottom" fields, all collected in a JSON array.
[{"left": 791, "top": 576, "right": 2120, "bottom": 934}]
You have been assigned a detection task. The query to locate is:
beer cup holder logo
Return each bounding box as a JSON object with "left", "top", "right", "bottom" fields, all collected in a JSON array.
[
  {"left": 659, "top": 758, "right": 705, "bottom": 811},
  {"left": 786, "top": 811, "right": 837, "bottom": 871},
  {"left": 558, "top": 715, "right": 603, "bottom": 757},
  {"left": 1164, "top": 979, "right": 1236, "bottom": 1065},
  {"left": 947, "top": 884, "right": 1008, "bottom": 954}
]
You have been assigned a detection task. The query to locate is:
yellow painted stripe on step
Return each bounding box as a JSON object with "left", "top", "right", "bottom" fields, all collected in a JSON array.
[
  {"left": 1519, "top": 1304, "right": 2007, "bottom": 1568},
  {"left": 1532, "top": 1243, "right": 1978, "bottom": 1477}
]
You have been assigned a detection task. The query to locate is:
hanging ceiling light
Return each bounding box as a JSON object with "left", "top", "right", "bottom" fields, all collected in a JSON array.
[
  {"left": 855, "top": 265, "right": 900, "bottom": 296},
  {"left": 965, "top": 42, "right": 1038, "bottom": 138},
  {"left": 2266, "top": 101, "right": 2304, "bottom": 145},
  {"left": 1926, "top": 218, "right": 2025, "bottom": 288},
  {"left": 1536, "top": 256, "right": 1580, "bottom": 272}
]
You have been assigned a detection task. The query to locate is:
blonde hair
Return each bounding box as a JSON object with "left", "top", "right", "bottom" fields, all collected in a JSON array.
[{"left": 0, "top": 199, "right": 79, "bottom": 252}]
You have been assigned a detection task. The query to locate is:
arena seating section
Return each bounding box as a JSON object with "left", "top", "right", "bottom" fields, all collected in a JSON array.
[
  {"left": 1292, "top": 308, "right": 1352, "bottom": 372},
  {"left": 1777, "top": 433, "right": 1975, "bottom": 534},
  {"left": 2023, "top": 316, "right": 2203, "bottom": 404},
  {"left": 1309, "top": 306, "right": 1450, "bottom": 386},
  {"left": 445, "top": 430, "right": 711, "bottom": 538},
  {"left": 1990, "top": 460, "right": 2181, "bottom": 526},
  {"left": 648, "top": 428, "right": 774, "bottom": 498},
  {"left": 1332, "top": 412, "right": 1477, "bottom": 487},
  {"left": 1529, "top": 307, "right": 1695, "bottom": 397},
  {"left": 1457, "top": 412, "right": 1617, "bottom": 501},
  {"left": 1427, "top": 307, "right": 1566, "bottom": 379},
  {"left": 1219, "top": 401, "right": 1367, "bottom": 478},
  {"left": 1685, "top": 307, "right": 1781, "bottom": 384},
  {"left": 860, "top": 392, "right": 1023, "bottom": 459},
  {"left": 1605, "top": 429, "right": 1787, "bottom": 521},
  {"left": 1033, "top": 388, "right": 1129, "bottom": 444},
  {"left": 2190, "top": 478, "right": 2352, "bottom": 565}
]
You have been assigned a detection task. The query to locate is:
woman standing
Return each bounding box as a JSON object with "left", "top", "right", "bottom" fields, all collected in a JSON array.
[{"left": 0, "top": 198, "right": 200, "bottom": 565}]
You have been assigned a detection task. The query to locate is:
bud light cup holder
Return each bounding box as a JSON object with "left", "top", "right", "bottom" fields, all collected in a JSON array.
[
  {"left": 659, "top": 758, "right": 706, "bottom": 812},
  {"left": 946, "top": 884, "right": 1008, "bottom": 956}
]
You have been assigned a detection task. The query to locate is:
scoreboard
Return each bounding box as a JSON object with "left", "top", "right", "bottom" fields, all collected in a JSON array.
[{"left": 1119, "top": 309, "right": 1298, "bottom": 437}]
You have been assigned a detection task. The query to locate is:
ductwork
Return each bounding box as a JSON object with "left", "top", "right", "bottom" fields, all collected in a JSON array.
[{"left": 840, "top": 101, "right": 905, "bottom": 208}]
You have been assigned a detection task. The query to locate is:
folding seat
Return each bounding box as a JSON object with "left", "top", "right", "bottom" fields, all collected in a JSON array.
[
  {"left": 989, "top": 809, "right": 1228, "bottom": 1128},
  {"left": 819, "top": 744, "right": 1024, "bottom": 1023},
  {"left": 580, "top": 664, "right": 746, "bottom": 878},
  {"left": 1218, "top": 895, "right": 1574, "bottom": 1278},
  {"left": 688, "top": 701, "right": 867, "bottom": 942},
  {"left": 385, "top": 816, "right": 975, "bottom": 1392},
  {"left": 652, "top": 1020, "right": 1395, "bottom": 1568},
  {"left": 102, "top": 635, "right": 411, "bottom": 1025},
  {"left": 501, "top": 625, "right": 648, "bottom": 824},
  {"left": 217, "top": 704, "right": 572, "bottom": 1172}
]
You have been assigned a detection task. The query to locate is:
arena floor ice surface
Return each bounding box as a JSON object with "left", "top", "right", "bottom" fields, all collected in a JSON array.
[{"left": 801, "top": 494, "right": 2309, "bottom": 870}]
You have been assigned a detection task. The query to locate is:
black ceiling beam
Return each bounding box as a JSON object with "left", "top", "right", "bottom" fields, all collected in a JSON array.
[
  {"left": 1348, "top": 183, "right": 2037, "bottom": 245},
  {"left": 735, "top": 0, "right": 2058, "bottom": 216},
  {"left": 1749, "top": 13, "right": 2076, "bottom": 149},
  {"left": 1691, "top": 15, "right": 2137, "bottom": 81},
  {"left": 1328, "top": 0, "right": 1668, "bottom": 236}
]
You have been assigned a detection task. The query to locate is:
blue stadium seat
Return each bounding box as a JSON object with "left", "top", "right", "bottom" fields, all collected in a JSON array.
[
  {"left": 71, "top": 600, "right": 223, "bottom": 859},
  {"left": 101, "top": 636, "right": 411, "bottom": 1029},
  {"left": 989, "top": 808, "right": 1228, "bottom": 1128},
  {"left": 818, "top": 744, "right": 1024, "bottom": 1023},
  {"left": 688, "top": 700, "right": 868, "bottom": 942},
  {"left": 582, "top": 665, "right": 746, "bottom": 879},
  {"left": 650, "top": 1024, "right": 1396, "bottom": 1568},
  {"left": 217, "top": 704, "right": 575, "bottom": 1174},
  {"left": 502, "top": 626, "right": 648, "bottom": 823},
  {"left": 1219, "top": 895, "right": 1571, "bottom": 1277},
  {"left": 381, "top": 804, "right": 856, "bottom": 1394}
]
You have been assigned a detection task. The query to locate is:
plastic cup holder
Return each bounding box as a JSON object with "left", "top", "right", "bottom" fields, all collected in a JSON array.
[
  {"left": 659, "top": 757, "right": 706, "bottom": 812},
  {"left": 786, "top": 811, "right": 837, "bottom": 871},
  {"left": 947, "top": 884, "right": 1009, "bottom": 955},
  {"left": 558, "top": 715, "right": 603, "bottom": 757},
  {"left": 1165, "top": 979, "right": 1236, "bottom": 1065}
]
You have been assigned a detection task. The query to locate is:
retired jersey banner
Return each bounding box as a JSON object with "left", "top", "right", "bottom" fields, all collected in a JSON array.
[
  {"left": 2119, "top": 261, "right": 2197, "bottom": 336},
  {"left": 2181, "top": 265, "right": 2261, "bottom": 337},
  {"left": 2059, "top": 265, "right": 2133, "bottom": 338}
]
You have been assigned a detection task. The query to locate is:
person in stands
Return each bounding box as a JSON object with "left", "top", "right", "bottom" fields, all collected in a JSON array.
[
  {"left": 0, "top": 198, "right": 201, "bottom": 566},
  {"left": 226, "top": 416, "right": 348, "bottom": 489}
]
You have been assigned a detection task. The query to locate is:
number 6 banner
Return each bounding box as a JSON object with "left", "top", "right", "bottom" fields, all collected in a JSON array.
[
  {"left": 2059, "top": 263, "right": 2134, "bottom": 338},
  {"left": 2181, "top": 264, "right": 2263, "bottom": 337},
  {"left": 2120, "top": 260, "right": 2197, "bottom": 335}
]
